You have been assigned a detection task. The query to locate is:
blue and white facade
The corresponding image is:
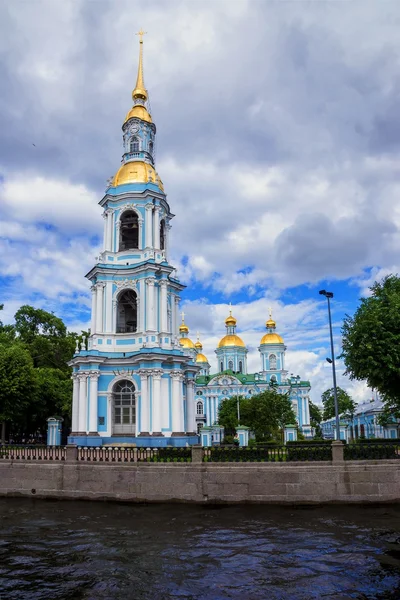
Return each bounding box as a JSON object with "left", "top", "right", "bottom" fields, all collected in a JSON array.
[
  {"left": 321, "top": 397, "right": 400, "bottom": 441},
  {"left": 191, "top": 313, "right": 312, "bottom": 437},
  {"left": 68, "top": 37, "right": 199, "bottom": 447}
]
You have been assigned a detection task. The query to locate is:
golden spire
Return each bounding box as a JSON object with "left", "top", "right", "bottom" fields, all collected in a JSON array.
[
  {"left": 132, "top": 28, "right": 148, "bottom": 102},
  {"left": 266, "top": 306, "right": 276, "bottom": 329},
  {"left": 195, "top": 331, "right": 203, "bottom": 350},
  {"left": 225, "top": 302, "right": 237, "bottom": 327},
  {"left": 179, "top": 311, "right": 189, "bottom": 334}
]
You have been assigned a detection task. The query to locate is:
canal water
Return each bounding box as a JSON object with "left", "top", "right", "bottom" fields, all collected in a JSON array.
[{"left": 1, "top": 500, "right": 400, "bottom": 599}]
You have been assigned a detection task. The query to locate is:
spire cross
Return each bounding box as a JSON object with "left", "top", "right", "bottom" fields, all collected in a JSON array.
[
  {"left": 196, "top": 330, "right": 200, "bottom": 341},
  {"left": 136, "top": 28, "right": 147, "bottom": 43},
  {"left": 229, "top": 301, "right": 232, "bottom": 316},
  {"left": 268, "top": 306, "right": 273, "bottom": 319},
  {"left": 181, "top": 311, "right": 185, "bottom": 322}
]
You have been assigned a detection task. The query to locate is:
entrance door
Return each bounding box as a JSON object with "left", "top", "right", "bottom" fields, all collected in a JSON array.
[{"left": 112, "top": 380, "right": 136, "bottom": 435}]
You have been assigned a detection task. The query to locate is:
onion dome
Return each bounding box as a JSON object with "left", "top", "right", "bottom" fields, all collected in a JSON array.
[
  {"left": 112, "top": 161, "right": 164, "bottom": 190},
  {"left": 196, "top": 353, "right": 208, "bottom": 363},
  {"left": 260, "top": 308, "right": 284, "bottom": 344},
  {"left": 180, "top": 337, "right": 195, "bottom": 349},
  {"left": 225, "top": 312, "right": 237, "bottom": 327},
  {"left": 179, "top": 312, "right": 195, "bottom": 348},
  {"left": 218, "top": 334, "right": 245, "bottom": 348},
  {"left": 194, "top": 333, "right": 203, "bottom": 350}
]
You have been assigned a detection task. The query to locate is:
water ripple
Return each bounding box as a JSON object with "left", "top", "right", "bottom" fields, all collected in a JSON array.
[{"left": 1, "top": 501, "right": 400, "bottom": 599}]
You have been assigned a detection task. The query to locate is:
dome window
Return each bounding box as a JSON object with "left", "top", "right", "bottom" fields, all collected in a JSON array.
[{"left": 130, "top": 137, "right": 139, "bottom": 153}]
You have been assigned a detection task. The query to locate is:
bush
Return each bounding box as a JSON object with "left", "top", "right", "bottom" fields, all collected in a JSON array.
[
  {"left": 222, "top": 435, "right": 234, "bottom": 445},
  {"left": 248, "top": 439, "right": 257, "bottom": 448},
  {"left": 286, "top": 440, "right": 333, "bottom": 446}
]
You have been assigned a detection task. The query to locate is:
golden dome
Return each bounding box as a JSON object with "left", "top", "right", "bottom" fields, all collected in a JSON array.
[
  {"left": 180, "top": 337, "right": 195, "bottom": 349},
  {"left": 266, "top": 318, "right": 276, "bottom": 328},
  {"left": 112, "top": 161, "right": 164, "bottom": 191},
  {"left": 179, "top": 323, "right": 189, "bottom": 334},
  {"left": 124, "top": 104, "right": 152, "bottom": 124},
  {"left": 196, "top": 353, "right": 208, "bottom": 363},
  {"left": 225, "top": 314, "right": 237, "bottom": 327},
  {"left": 260, "top": 332, "right": 284, "bottom": 345},
  {"left": 194, "top": 340, "right": 202, "bottom": 349},
  {"left": 218, "top": 334, "right": 245, "bottom": 348}
]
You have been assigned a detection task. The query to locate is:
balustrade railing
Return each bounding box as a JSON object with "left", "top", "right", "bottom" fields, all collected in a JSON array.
[
  {"left": 0, "top": 445, "right": 66, "bottom": 461},
  {"left": 344, "top": 441, "right": 400, "bottom": 460}
]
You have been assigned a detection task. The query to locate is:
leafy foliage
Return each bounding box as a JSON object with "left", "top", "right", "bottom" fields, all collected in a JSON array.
[
  {"left": 0, "top": 305, "right": 76, "bottom": 440},
  {"left": 321, "top": 387, "right": 356, "bottom": 421},
  {"left": 341, "top": 275, "right": 400, "bottom": 407},
  {"left": 218, "top": 390, "right": 296, "bottom": 442}
]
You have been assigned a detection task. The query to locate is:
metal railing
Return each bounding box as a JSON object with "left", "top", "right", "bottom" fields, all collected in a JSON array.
[
  {"left": 0, "top": 445, "right": 66, "bottom": 461},
  {"left": 203, "top": 444, "right": 332, "bottom": 462},
  {"left": 344, "top": 440, "right": 400, "bottom": 460}
]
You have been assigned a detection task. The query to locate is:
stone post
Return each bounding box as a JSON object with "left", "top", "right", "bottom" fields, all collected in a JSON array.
[
  {"left": 331, "top": 440, "right": 344, "bottom": 463},
  {"left": 65, "top": 445, "right": 78, "bottom": 462},
  {"left": 191, "top": 445, "right": 204, "bottom": 463}
]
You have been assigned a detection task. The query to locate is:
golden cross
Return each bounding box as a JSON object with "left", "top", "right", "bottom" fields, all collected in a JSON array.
[
  {"left": 181, "top": 311, "right": 185, "bottom": 321},
  {"left": 228, "top": 301, "right": 232, "bottom": 315},
  {"left": 196, "top": 330, "right": 200, "bottom": 341},
  {"left": 136, "top": 28, "right": 147, "bottom": 43},
  {"left": 268, "top": 306, "right": 273, "bottom": 318}
]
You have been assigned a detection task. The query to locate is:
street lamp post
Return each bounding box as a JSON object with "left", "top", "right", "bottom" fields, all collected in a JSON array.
[{"left": 319, "top": 290, "right": 340, "bottom": 442}]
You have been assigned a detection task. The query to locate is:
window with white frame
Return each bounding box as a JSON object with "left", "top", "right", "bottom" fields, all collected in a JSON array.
[
  {"left": 196, "top": 401, "right": 204, "bottom": 415},
  {"left": 269, "top": 354, "right": 277, "bottom": 370}
]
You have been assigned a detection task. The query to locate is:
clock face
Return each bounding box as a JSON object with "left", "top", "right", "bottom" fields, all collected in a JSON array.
[{"left": 130, "top": 124, "right": 139, "bottom": 134}]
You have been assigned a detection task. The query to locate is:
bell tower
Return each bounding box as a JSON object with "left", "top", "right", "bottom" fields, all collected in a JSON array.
[{"left": 68, "top": 33, "right": 199, "bottom": 447}]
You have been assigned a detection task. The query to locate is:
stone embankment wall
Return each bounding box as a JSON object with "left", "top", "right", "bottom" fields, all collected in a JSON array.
[{"left": 1, "top": 460, "right": 400, "bottom": 504}]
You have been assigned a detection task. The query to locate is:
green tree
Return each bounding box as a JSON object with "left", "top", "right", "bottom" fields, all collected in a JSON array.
[
  {"left": 341, "top": 275, "right": 400, "bottom": 408},
  {"left": 309, "top": 400, "right": 322, "bottom": 427},
  {"left": 218, "top": 390, "right": 296, "bottom": 442},
  {"left": 0, "top": 345, "right": 37, "bottom": 442},
  {"left": 321, "top": 387, "right": 356, "bottom": 421}
]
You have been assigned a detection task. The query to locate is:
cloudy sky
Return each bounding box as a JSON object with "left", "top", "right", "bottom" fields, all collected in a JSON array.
[{"left": 1, "top": 0, "right": 399, "bottom": 404}]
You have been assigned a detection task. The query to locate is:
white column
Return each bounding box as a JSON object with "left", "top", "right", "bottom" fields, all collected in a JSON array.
[
  {"left": 146, "top": 278, "right": 156, "bottom": 331},
  {"left": 171, "top": 371, "right": 184, "bottom": 433},
  {"left": 171, "top": 295, "right": 176, "bottom": 336},
  {"left": 140, "top": 372, "right": 149, "bottom": 434},
  {"left": 95, "top": 283, "right": 104, "bottom": 333},
  {"left": 138, "top": 218, "right": 144, "bottom": 250},
  {"left": 105, "top": 282, "right": 113, "bottom": 333},
  {"left": 88, "top": 372, "right": 99, "bottom": 434},
  {"left": 106, "top": 209, "right": 113, "bottom": 252},
  {"left": 186, "top": 380, "right": 195, "bottom": 433},
  {"left": 174, "top": 296, "right": 180, "bottom": 336},
  {"left": 165, "top": 223, "right": 171, "bottom": 261},
  {"left": 102, "top": 211, "right": 107, "bottom": 250},
  {"left": 71, "top": 374, "right": 80, "bottom": 434},
  {"left": 115, "top": 220, "right": 120, "bottom": 253},
  {"left": 160, "top": 281, "right": 168, "bottom": 333},
  {"left": 90, "top": 285, "right": 97, "bottom": 335},
  {"left": 78, "top": 373, "right": 88, "bottom": 433},
  {"left": 145, "top": 204, "right": 153, "bottom": 248},
  {"left": 152, "top": 370, "right": 162, "bottom": 434},
  {"left": 154, "top": 206, "right": 161, "bottom": 249},
  {"left": 140, "top": 280, "right": 145, "bottom": 334}
]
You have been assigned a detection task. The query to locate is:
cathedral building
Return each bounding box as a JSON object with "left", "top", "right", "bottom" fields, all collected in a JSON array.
[
  {"left": 68, "top": 34, "right": 311, "bottom": 446},
  {"left": 179, "top": 311, "right": 312, "bottom": 437}
]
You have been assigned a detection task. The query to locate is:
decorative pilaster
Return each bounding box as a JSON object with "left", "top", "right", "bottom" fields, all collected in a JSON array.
[
  {"left": 88, "top": 372, "right": 100, "bottom": 435},
  {"left": 151, "top": 369, "right": 164, "bottom": 435},
  {"left": 71, "top": 374, "right": 80, "bottom": 434},
  {"left": 138, "top": 217, "right": 144, "bottom": 250},
  {"left": 90, "top": 285, "right": 97, "bottom": 335},
  {"left": 171, "top": 371, "right": 184, "bottom": 435},
  {"left": 186, "top": 379, "right": 196, "bottom": 434},
  {"left": 154, "top": 205, "right": 161, "bottom": 249},
  {"left": 174, "top": 296, "right": 180, "bottom": 336},
  {"left": 95, "top": 283, "right": 105, "bottom": 333},
  {"left": 160, "top": 280, "right": 168, "bottom": 333},
  {"left": 115, "top": 220, "right": 121, "bottom": 253},
  {"left": 165, "top": 223, "right": 171, "bottom": 260},
  {"left": 145, "top": 203, "right": 153, "bottom": 248},
  {"left": 78, "top": 373, "right": 88, "bottom": 434},
  {"left": 146, "top": 278, "right": 156, "bottom": 331},
  {"left": 106, "top": 209, "right": 113, "bottom": 251},
  {"left": 139, "top": 371, "right": 150, "bottom": 435}
]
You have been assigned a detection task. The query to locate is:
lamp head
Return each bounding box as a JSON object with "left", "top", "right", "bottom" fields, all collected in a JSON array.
[
  {"left": 319, "top": 289, "right": 334, "bottom": 298},
  {"left": 326, "top": 357, "right": 332, "bottom": 364}
]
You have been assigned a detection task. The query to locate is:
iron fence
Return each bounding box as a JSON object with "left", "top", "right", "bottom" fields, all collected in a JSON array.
[
  {"left": 344, "top": 441, "right": 400, "bottom": 460},
  {"left": 203, "top": 444, "right": 332, "bottom": 462}
]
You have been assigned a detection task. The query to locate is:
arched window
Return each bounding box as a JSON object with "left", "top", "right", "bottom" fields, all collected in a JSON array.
[
  {"left": 117, "top": 290, "right": 137, "bottom": 333},
  {"left": 228, "top": 360, "right": 233, "bottom": 371},
  {"left": 119, "top": 210, "right": 139, "bottom": 250},
  {"left": 196, "top": 401, "right": 204, "bottom": 415},
  {"left": 112, "top": 380, "right": 136, "bottom": 434},
  {"left": 269, "top": 354, "right": 277, "bottom": 370},
  {"left": 220, "top": 361, "right": 223, "bottom": 372},
  {"left": 239, "top": 361, "right": 243, "bottom": 373},
  {"left": 270, "top": 375, "right": 277, "bottom": 383},
  {"left": 130, "top": 137, "right": 139, "bottom": 152},
  {"left": 160, "top": 219, "right": 165, "bottom": 251},
  {"left": 149, "top": 141, "right": 154, "bottom": 156}
]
